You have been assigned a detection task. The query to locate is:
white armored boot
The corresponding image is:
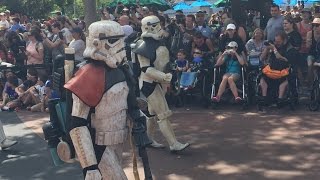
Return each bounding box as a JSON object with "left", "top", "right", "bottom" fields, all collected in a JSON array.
[
  {"left": 157, "top": 119, "right": 190, "bottom": 152},
  {"left": 147, "top": 117, "right": 165, "bottom": 148},
  {"left": 0, "top": 121, "right": 17, "bottom": 150}
]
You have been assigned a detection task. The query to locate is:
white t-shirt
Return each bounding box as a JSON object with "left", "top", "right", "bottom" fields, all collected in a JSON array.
[
  {"left": 0, "top": 20, "right": 10, "bottom": 29},
  {"left": 61, "top": 27, "right": 73, "bottom": 44},
  {"left": 69, "top": 39, "right": 85, "bottom": 62}
]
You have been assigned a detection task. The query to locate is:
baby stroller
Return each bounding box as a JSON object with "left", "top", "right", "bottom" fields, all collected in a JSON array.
[{"left": 170, "top": 57, "right": 213, "bottom": 107}]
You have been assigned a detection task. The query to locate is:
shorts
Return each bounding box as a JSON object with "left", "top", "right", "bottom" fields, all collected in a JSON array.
[
  {"left": 262, "top": 74, "right": 287, "bottom": 87},
  {"left": 224, "top": 73, "right": 240, "bottom": 81}
]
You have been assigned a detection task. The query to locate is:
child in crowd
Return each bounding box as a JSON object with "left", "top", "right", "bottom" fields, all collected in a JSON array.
[
  {"left": 175, "top": 49, "right": 188, "bottom": 72},
  {"left": 0, "top": 75, "right": 19, "bottom": 110},
  {"left": 179, "top": 48, "right": 204, "bottom": 90},
  {"left": 27, "top": 75, "right": 48, "bottom": 112}
]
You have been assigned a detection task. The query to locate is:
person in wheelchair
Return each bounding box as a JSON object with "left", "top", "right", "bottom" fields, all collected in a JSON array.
[
  {"left": 212, "top": 41, "right": 246, "bottom": 102},
  {"left": 179, "top": 48, "right": 205, "bottom": 90},
  {"left": 259, "top": 32, "right": 299, "bottom": 106}
]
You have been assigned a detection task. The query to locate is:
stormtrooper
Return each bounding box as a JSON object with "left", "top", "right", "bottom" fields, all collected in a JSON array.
[
  {"left": 132, "top": 15, "right": 190, "bottom": 152},
  {"left": 63, "top": 20, "right": 150, "bottom": 180}
]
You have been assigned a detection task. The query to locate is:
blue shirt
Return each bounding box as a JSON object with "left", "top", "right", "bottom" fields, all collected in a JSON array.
[{"left": 225, "top": 56, "right": 240, "bottom": 74}]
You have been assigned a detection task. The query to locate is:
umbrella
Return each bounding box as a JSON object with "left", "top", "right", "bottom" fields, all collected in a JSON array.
[
  {"left": 109, "top": 0, "right": 170, "bottom": 11},
  {"left": 212, "top": 0, "right": 228, "bottom": 8},
  {"left": 190, "top": 0, "right": 212, "bottom": 7},
  {"left": 173, "top": 2, "right": 191, "bottom": 10}
]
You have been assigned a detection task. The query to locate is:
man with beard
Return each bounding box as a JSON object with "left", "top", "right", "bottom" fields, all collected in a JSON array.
[{"left": 259, "top": 32, "right": 299, "bottom": 105}]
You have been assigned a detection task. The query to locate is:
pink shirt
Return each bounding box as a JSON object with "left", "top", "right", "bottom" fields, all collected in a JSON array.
[{"left": 26, "top": 41, "right": 43, "bottom": 65}]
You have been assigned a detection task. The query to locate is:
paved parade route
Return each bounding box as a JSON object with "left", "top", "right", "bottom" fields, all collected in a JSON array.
[{"left": 1, "top": 106, "right": 320, "bottom": 180}]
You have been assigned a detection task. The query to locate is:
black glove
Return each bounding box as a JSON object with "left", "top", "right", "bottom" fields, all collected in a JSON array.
[{"left": 132, "top": 116, "right": 152, "bottom": 147}]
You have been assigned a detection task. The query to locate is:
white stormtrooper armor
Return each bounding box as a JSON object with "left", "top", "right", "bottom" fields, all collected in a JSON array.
[
  {"left": 66, "top": 21, "right": 129, "bottom": 180},
  {"left": 133, "top": 16, "right": 190, "bottom": 152}
]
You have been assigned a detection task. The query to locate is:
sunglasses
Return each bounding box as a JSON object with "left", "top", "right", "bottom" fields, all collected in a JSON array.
[
  {"left": 194, "top": 51, "right": 202, "bottom": 54},
  {"left": 314, "top": 24, "right": 320, "bottom": 27}
]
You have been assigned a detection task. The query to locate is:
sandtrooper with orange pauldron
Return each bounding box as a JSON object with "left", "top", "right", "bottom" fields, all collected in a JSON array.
[
  {"left": 132, "top": 15, "right": 190, "bottom": 152},
  {"left": 62, "top": 20, "right": 150, "bottom": 180}
]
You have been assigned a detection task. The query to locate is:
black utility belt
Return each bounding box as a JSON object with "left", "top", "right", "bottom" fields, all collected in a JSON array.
[{"left": 141, "top": 81, "right": 157, "bottom": 98}]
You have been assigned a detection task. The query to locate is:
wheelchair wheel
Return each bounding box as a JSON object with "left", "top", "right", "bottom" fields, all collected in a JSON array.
[
  {"left": 309, "top": 81, "right": 320, "bottom": 111},
  {"left": 170, "top": 72, "right": 181, "bottom": 96},
  {"left": 201, "top": 75, "right": 210, "bottom": 108}
]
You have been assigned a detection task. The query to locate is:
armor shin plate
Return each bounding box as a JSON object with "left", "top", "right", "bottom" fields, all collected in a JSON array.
[
  {"left": 98, "top": 144, "right": 128, "bottom": 180},
  {"left": 157, "top": 119, "right": 190, "bottom": 152},
  {"left": 70, "top": 126, "right": 98, "bottom": 168},
  {"left": 147, "top": 116, "right": 164, "bottom": 148},
  {"left": 0, "top": 121, "right": 6, "bottom": 143}
]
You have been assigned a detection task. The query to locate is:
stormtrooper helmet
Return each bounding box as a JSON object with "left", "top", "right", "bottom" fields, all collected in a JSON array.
[
  {"left": 83, "top": 20, "right": 126, "bottom": 68},
  {"left": 141, "top": 15, "right": 163, "bottom": 40}
]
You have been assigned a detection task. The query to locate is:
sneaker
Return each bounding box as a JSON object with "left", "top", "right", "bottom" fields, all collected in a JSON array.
[
  {"left": 0, "top": 139, "right": 18, "bottom": 150},
  {"left": 1, "top": 106, "right": 9, "bottom": 111},
  {"left": 212, "top": 96, "right": 220, "bottom": 102},
  {"left": 235, "top": 97, "right": 242, "bottom": 103}
]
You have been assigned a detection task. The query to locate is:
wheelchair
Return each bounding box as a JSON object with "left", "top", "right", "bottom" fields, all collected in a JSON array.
[
  {"left": 210, "top": 63, "right": 250, "bottom": 109},
  {"left": 255, "top": 66, "right": 298, "bottom": 111},
  {"left": 308, "top": 66, "right": 320, "bottom": 111},
  {"left": 169, "top": 59, "right": 213, "bottom": 107}
]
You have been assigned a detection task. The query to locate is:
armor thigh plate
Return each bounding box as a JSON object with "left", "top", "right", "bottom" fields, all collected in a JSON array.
[
  {"left": 91, "top": 82, "right": 129, "bottom": 145},
  {"left": 147, "top": 84, "right": 172, "bottom": 120}
]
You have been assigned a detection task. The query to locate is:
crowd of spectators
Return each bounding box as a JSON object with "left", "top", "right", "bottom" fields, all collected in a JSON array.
[{"left": 1, "top": 3, "right": 320, "bottom": 111}]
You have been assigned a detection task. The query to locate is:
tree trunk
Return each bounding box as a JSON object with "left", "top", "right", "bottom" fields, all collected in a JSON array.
[{"left": 83, "top": 0, "right": 97, "bottom": 30}]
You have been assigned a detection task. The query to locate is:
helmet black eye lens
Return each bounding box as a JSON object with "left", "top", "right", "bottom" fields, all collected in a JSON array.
[{"left": 107, "top": 38, "right": 119, "bottom": 44}]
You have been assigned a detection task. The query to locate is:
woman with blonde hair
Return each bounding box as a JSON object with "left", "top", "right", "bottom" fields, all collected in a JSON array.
[{"left": 245, "top": 28, "right": 266, "bottom": 66}]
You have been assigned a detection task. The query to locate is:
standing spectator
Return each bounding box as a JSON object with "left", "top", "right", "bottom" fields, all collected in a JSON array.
[
  {"left": 0, "top": 25, "right": 8, "bottom": 46},
  {"left": 218, "top": 24, "right": 246, "bottom": 60},
  {"left": 68, "top": 27, "right": 85, "bottom": 63},
  {"left": 265, "top": 4, "right": 284, "bottom": 41},
  {"left": 6, "top": 31, "right": 26, "bottom": 66},
  {"left": 297, "top": 8, "right": 312, "bottom": 84},
  {"left": 194, "top": 11, "right": 213, "bottom": 39},
  {"left": 9, "top": 18, "right": 25, "bottom": 32},
  {"left": 56, "top": 16, "right": 73, "bottom": 45},
  {"left": 26, "top": 29, "right": 44, "bottom": 65},
  {"left": 306, "top": 18, "right": 320, "bottom": 85},
  {"left": 181, "top": 14, "right": 197, "bottom": 60},
  {"left": 192, "top": 31, "right": 215, "bottom": 59},
  {"left": 41, "top": 22, "right": 65, "bottom": 60},
  {"left": 246, "top": 28, "right": 266, "bottom": 66},
  {"left": 0, "top": 41, "right": 8, "bottom": 62},
  {"left": 284, "top": 17, "right": 302, "bottom": 49},
  {"left": 0, "top": 13, "right": 10, "bottom": 29},
  {"left": 252, "top": 11, "right": 261, "bottom": 29}
]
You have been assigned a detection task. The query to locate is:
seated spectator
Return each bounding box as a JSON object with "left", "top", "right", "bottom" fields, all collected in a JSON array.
[
  {"left": 179, "top": 48, "right": 202, "bottom": 89},
  {"left": 259, "top": 32, "right": 299, "bottom": 104},
  {"left": 13, "top": 68, "right": 38, "bottom": 109},
  {"left": 175, "top": 49, "right": 188, "bottom": 72},
  {"left": 27, "top": 75, "right": 48, "bottom": 112},
  {"left": 0, "top": 76, "right": 19, "bottom": 110},
  {"left": 212, "top": 41, "right": 245, "bottom": 102}
]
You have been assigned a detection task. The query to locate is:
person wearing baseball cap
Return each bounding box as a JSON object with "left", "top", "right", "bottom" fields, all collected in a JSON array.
[
  {"left": 218, "top": 23, "right": 246, "bottom": 62},
  {"left": 212, "top": 40, "right": 245, "bottom": 103}
]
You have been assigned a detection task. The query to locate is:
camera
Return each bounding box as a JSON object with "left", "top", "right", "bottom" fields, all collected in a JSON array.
[
  {"left": 58, "top": 31, "right": 64, "bottom": 40},
  {"left": 175, "top": 14, "right": 185, "bottom": 25},
  {"left": 264, "top": 40, "right": 273, "bottom": 46}
]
